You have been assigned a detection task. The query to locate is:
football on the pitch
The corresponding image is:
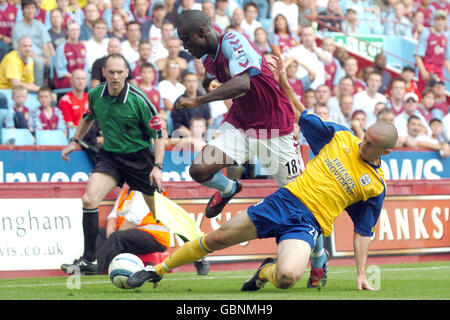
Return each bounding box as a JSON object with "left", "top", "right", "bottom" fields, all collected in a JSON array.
[{"left": 108, "top": 253, "right": 145, "bottom": 289}]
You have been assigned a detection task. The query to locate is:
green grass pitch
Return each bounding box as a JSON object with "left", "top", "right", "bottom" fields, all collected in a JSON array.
[{"left": 0, "top": 261, "right": 449, "bottom": 300}]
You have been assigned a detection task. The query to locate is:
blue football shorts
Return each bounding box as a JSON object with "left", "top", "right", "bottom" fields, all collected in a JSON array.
[{"left": 247, "top": 187, "right": 322, "bottom": 250}]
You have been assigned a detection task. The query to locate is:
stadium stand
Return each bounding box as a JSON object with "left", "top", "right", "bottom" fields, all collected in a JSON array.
[
  {"left": 34, "top": 128, "right": 68, "bottom": 145},
  {"left": 0, "top": 0, "right": 448, "bottom": 155},
  {"left": 1, "top": 127, "right": 34, "bottom": 145}
]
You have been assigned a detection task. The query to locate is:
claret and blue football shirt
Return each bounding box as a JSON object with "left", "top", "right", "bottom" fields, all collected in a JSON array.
[{"left": 202, "top": 30, "right": 294, "bottom": 138}]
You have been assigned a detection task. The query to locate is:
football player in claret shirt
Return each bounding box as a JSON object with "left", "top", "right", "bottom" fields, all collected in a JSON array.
[
  {"left": 133, "top": 9, "right": 322, "bottom": 289},
  {"left": 173, "top": 9, "right": 303, "bottom": 218},
  {"left": 127, "top": 52, "right": 398, "bottom": 291},
  {"left": 414, "top": 10, "right": 450, "bottom": 92}
]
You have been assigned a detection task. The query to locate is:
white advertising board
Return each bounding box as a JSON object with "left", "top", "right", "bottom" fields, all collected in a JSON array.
[{"left": 0, "top": 198, "right": 84, "bottom": 270}]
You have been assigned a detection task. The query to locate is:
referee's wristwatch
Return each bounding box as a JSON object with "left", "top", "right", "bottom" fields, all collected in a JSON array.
[
  {"left": 70, "top": 137, "right": 80, "bottom": 144},
  {"left": 154, "top": 163, "right": 164, "bottom": 170}
]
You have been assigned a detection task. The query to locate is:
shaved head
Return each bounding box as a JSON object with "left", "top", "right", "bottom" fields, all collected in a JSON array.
[
  {"left": 359, "top": 121, "right": 398, "bottom": 163},
  {"left": 367, "top": 121, "right": 398, "bottom": 149},
  {"left": 177, "top": 10, "right": 212, "bottom": 34},
  {"left": 176, "top": 10, "right": 218, "bottom": 58}
]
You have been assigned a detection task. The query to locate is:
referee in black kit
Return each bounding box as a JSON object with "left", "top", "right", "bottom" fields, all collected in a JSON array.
[{"left": 60, "top": 53, "right": 166, "bottom": 274}]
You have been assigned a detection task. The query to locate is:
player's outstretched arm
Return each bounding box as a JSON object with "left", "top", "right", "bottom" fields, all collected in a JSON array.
[
  {"left": 268, "top": 52, "right": 306, "bottom": 115},
  {"left": 175, "top": 73, "right": 250, "bottom": 110},
  {"left": 353, "top": 232, "right": 377, "bottom": 291}
]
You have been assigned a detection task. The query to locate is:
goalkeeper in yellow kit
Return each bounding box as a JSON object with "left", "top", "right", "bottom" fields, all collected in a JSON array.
[{"left": 127, "top": 53, "right": 398, "bottom": 291}]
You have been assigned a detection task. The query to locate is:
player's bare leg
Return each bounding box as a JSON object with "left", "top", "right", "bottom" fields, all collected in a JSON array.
[
  {"left": 242, "top": 239, "right": 311, "bottom": 291},
  {"left": 190, "top": 144, "right": 243, "bottom": 218}
]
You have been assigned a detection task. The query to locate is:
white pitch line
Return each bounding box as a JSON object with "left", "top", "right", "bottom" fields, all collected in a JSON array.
[{"left": 0, "top": 265, "right": 449, "bottom": 289}]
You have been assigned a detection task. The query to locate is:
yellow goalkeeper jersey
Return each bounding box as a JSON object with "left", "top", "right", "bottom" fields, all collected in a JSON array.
[{"left": 285, "top": 111, "right": 386, "bottom": 237}]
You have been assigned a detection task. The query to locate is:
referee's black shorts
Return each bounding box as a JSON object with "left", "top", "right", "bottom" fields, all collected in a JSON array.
[{"left": 92, "top": 147, "right": 157, "bottom": 195}]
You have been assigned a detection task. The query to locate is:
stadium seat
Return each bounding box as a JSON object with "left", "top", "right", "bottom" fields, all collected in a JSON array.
[
  {"left": 259, "top": 18, "right": 272, "bottom": 33},
  {"left": 253, "top": 156, "right": 268, "bottom": 177},
  {"left": 138, "top": 252, "right": 172, "bottom": 272},
  {"left": 0, "top": 108, "right": 7, "bottom": 142},
  {"left": 35, "top": 129, "right": 68, "bottom": 146},
  {"left": 0, "top": 89, "right": 40, "bottom": 111},
  {"left": 68, "top": 127, "right": 76, "bottom": 140},
  {"left": 1, "top": 128, "right": 35, "bottom": 145}
]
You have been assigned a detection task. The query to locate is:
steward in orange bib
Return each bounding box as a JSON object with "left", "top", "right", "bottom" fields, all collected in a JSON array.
[
  {"left": 96, "top": 185, "right": 170, "bottom": 274},
  {"left": 62, "top": 185, "right": 170, "bottom": 275}
]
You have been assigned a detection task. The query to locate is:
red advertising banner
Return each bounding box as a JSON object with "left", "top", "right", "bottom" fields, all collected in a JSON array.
[
  {"left": 0, "top": 181, "right": 448, "bottom": 263},
  {"left": 331, "top": 195, "right": 450, "bottom": 257}
]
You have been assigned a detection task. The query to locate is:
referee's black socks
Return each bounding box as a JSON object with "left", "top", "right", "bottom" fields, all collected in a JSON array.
[{"left": 82, "top": 208, "right": 99, "bottom": 262}]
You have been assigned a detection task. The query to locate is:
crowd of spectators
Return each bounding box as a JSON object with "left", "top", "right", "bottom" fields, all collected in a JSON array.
[{"left": 0, "top": 0, "right": 448, "bottom": 162}]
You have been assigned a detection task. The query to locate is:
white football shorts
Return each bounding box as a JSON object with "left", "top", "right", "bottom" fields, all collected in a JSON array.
[{"left": 206, "top": 121, "right": 304, "bottom": 187}]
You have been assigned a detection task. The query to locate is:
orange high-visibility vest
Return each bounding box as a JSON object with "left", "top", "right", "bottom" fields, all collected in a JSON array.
[{"left": 116, "top": 188, "right": 170, "bottom": 248}]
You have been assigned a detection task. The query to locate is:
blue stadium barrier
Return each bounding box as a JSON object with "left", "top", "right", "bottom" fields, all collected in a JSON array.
[
  {"left": 35, "top": 129, "right": 68, "bottom": 146},
  {"left": 1, "top": 128, "right": 35, "bottom": 145}
]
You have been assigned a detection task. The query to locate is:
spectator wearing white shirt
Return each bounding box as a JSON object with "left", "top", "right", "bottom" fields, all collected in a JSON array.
[
  {"left": 338, "top": 94, "right": 354, "bottom": 128},
  {"left": 353, "top": 72, "right": 387, "bottom": 128},
  {"left": 442, "top": 113, "right": 450, "bottom": 143},
  {"left": 283, "top": 25, "right": 332, "bottom": 89},
  {"left": 241, "top": 1, "right": 262, "bottom": 42},
  {"left": 85, "top": 18, "right": 109, "bottom": 74},
  {"left": 158, "top": 58, "right": 186, "bottom": 112},
  {"left": 328, "top": 76, "right": 354, "bottom": 113},
  {"left": 402, "top": 115, "right": 450, "bottom": 157},
  {"left": 270, "top": 0, "right": 299, "bottom": 35},
  {"left": 315, "top": 83, "right": 347, "bottom": 125},
  {"left": 120, "top": 21, "right": 141, "bottom": 65},
  {"left": 150, "top": 21, "right": 175, "bottom": 64},
  {"left": 394, "top": 92, "right": 431, "bottom": 138},
  {"left": 230, "top": 7, "right": 246, "bottom": 34}
]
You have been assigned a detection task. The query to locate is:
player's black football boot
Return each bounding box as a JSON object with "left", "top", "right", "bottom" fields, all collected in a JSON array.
[
  {"left": 307, "top": 249, "right": 330, "bottom": 288},
  {"left": 61, "top": 257, "right": 98, "bottom": 275},
  {"left": 205, "top": 180, "right": 242, "bottom": 218},
  {"left": 241, "top": 258, "right": 275, "bottom": 291},
  {"left": 127, "top": 265, "right": 162, "bottom": 288}
]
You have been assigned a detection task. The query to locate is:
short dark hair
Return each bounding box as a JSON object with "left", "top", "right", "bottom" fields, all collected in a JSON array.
[
  {"left": 93, "top": 18, "right": 108, "bottom": 27},
  {"left": 244, "top": 1, "right": 258, "bottom": 11},
  {"left": 181, "top": 71, "right": 197, "bottom": 83},
  {"left": 140, "top": 62, "right": 156, "bottom": 72},
  {"left": 38, "top": 86, "right": 53, "bottom": 95},
  {"left": 422, "top": 89, "right": 434, "bottom": 98},
  {"left": 126, "top": 20, "right": 140, "bottom": 30},
  {"left": 138, "top": 40, "right": 152, "bottom": 49},
  {"left": 407, "top": 115, "right": 421, "bottom": 124},
  {"left": 429, "top": 118, "right": 442, "bottom": 126},
  {"left": 177, "top": 10, "right": 211, "bottom": 32},
  {"left": 377, "top": 107, "right": 395, "bottom": 120},
  {"left": 22, "top": 0, "right": 37, "bottom": 10}
]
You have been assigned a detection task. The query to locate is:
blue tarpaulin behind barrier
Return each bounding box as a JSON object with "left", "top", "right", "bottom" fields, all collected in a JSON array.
[{"left": 0, "top": 149, "right": 448, "bottom": 183}]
